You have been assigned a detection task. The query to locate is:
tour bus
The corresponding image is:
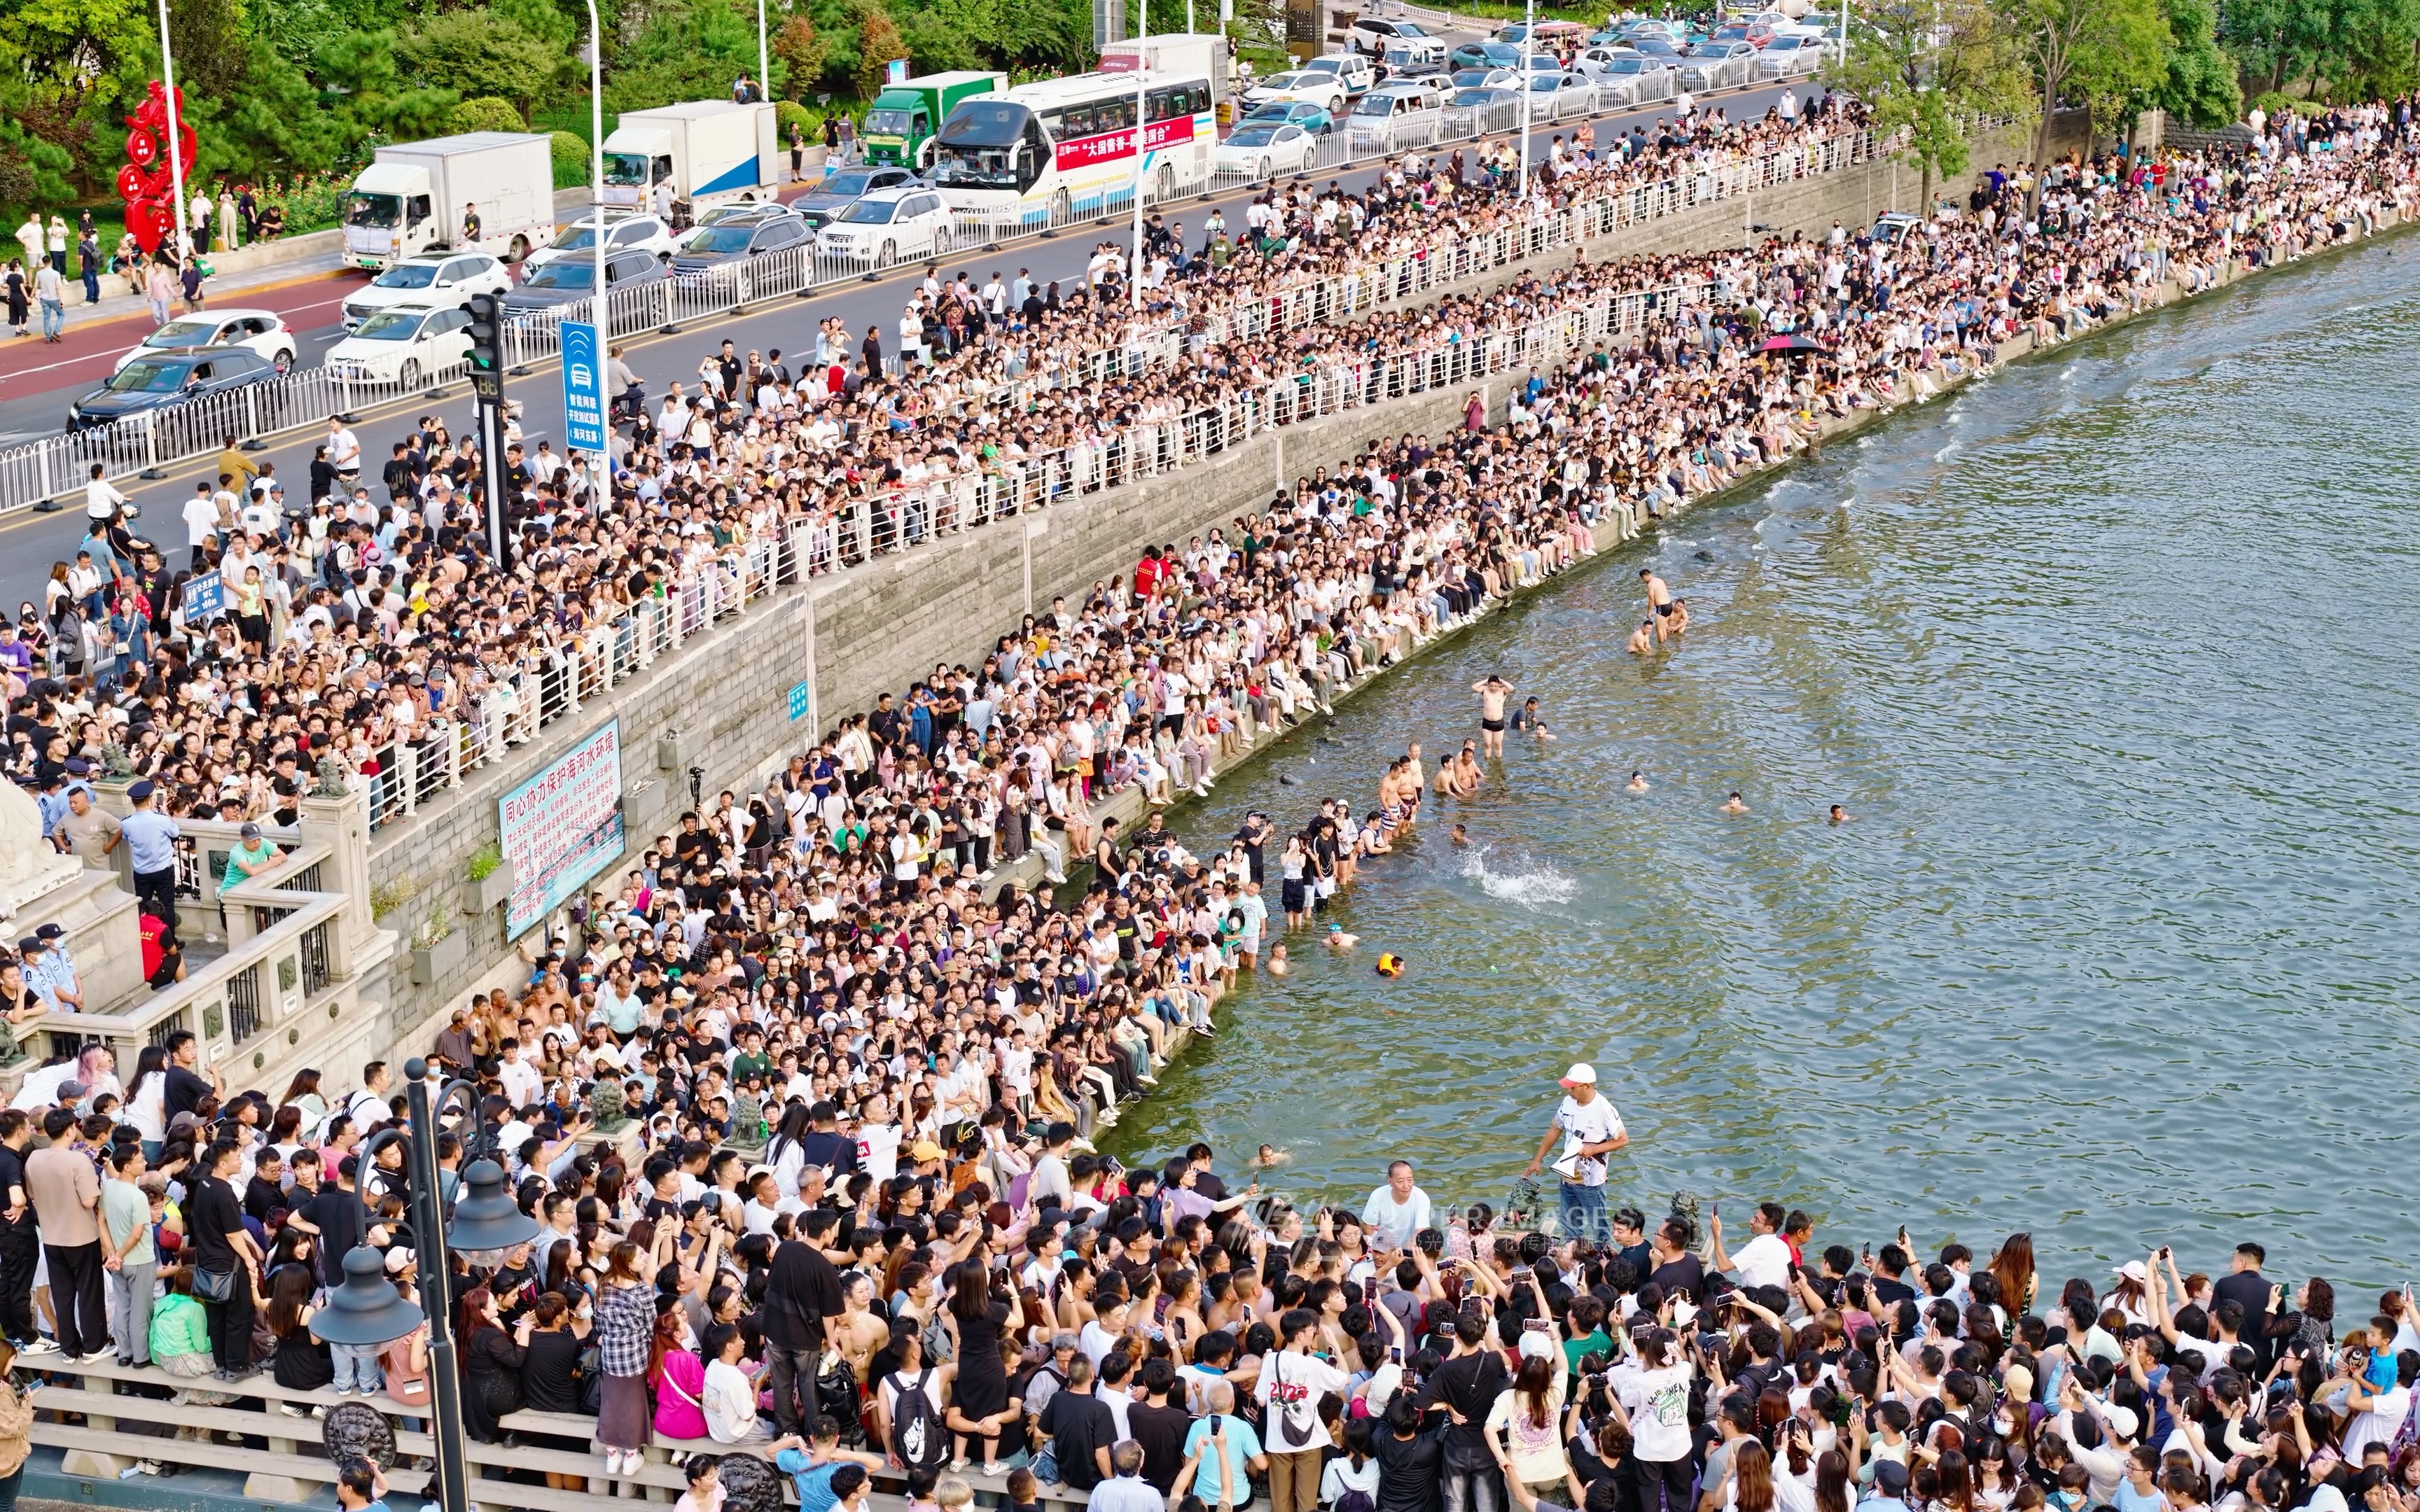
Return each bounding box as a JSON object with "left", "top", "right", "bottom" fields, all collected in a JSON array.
[{"left": 928, "top": 69, "right": 1216, "bottom": 230}]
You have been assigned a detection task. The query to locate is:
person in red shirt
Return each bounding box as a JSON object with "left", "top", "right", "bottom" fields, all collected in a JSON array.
[
  {"left": 1134, "top": 546, "right": 1168, "bottom": 598},
  {"left": 139, "top": 913, "right": 185, "bottom": 989}
]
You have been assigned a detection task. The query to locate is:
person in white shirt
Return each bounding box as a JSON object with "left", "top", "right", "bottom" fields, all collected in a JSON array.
[
  {"left": 496, "top": 1040, "right": 543, "bottom": 1111},
  {"left": 1520, "top": 1061, "right": 1627, "bottom": 1242},
  {"left": 1711, "top": 1202, "right": 1798, "bottom": 1292},
  {"left": 1360, "top": 1159, "right": 1435, "bottom": 1249},
  {"left": 1258, "top": 1308, "right": 1350, "bottom": 1508},
  {"left": 85, "top": 463, "right": 128, "bottom": 524},
  {"left": 326, "top": 416, "right": 361, "bottom": 478},
  {"left": 702, "top": 1322, "right": 773, "bottom": 1446}
]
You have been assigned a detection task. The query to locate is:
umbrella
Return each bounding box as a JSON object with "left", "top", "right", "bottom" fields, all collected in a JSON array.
[{"left": 1758, "top": 332, "right": 1828, "bottom": 354}]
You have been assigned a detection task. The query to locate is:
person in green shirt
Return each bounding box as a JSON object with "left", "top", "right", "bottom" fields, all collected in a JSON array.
[
  {"left": 1560, "top": 1294, "right": 1613, "bottom": 1384},
  {"left": 151, "top": 1273, "right": 225, "bottom": 1404},
  {"left": 99, "top": 1144, "right": 155, "bottom": 1366},
  {"left": 220, "top": 821, "right": 282, "bottom": 894}
]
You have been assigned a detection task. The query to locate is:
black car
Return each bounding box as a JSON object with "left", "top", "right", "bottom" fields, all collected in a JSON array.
[
  {"left": 669, "top": 211, "right": 814, "bottom": 276},
  {"left": 67, "top": 346, "right": 279, "bottom": 433}
]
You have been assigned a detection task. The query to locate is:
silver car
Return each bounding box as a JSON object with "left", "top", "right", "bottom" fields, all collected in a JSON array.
[
  {"left": 788, "top": 164, "right": 925, "bottom": 232},
  {"left": 1755, "top": 34, "right": 1826, "bottom": 78},
  {"left": 1678, "top": 41, "right": 1757, "bottom": 92},
  {"left": 1591, "top": 54, "right": 1677, "bottom": 105}
]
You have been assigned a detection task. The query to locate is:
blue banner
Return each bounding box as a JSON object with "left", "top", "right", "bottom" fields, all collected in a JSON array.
[{"left": 562, "top": 319, "right": 606, "bottom": 453}]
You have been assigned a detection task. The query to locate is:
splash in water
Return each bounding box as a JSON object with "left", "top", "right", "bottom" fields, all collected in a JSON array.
[{"left": 1458, "top": 848, "right": 1578, "bottom": 909}]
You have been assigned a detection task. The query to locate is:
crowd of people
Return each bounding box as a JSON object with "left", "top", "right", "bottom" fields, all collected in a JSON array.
[{"left": 0, "top": 90, "right": 2416, "bottom": 1508}]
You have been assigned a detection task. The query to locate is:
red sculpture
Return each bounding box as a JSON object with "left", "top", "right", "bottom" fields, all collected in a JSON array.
[{"left": 120, "top": 80, "right": 197, "bottom": 254}]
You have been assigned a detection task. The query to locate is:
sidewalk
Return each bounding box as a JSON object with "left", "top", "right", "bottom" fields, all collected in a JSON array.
[{"left": 50, "top": 247, "right": 357, "bottom": 337}]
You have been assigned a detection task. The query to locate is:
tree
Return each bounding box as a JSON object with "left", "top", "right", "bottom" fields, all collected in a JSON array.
[
  {"left": 1834, "top": 0, "right": 2029, "bottom": 209},
  {"left": 771, "top": 14, "right": 830, "bottom": 99},
  {"left": 397, "top": 6, "right": 566, "bottom": 118},
  {"left": 2153, "top": 0, "right": 2241, "bottom": 126},
  {"left": 856, "top": 4, "right": 905, "bottom": 102},
  {"left": 604, "top": 0, "right": 784, "bottom": 113},
  {"left": 2008, "top": 0, "right": 2167, "bottom": 210}
]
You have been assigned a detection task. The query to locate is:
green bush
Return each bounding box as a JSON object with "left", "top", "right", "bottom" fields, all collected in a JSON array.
[
  {"left": 2248, "top": 91, "right": 2323, "bottom": 120},
  {"left": 466, "top": 841, "right": 504, "bottom": 883},
  {"left": 550, "top": 130, "right": 590, "bottom": 188},
  {"left": 449, "top": 96, "right": 529, "bottom": 134},
  {"left": 776, "top": 99, "right": 820, "bottom": 141}
]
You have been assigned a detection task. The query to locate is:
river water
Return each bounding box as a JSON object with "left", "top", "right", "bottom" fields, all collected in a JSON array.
[{"left": 1101, "top": 232, "right": 2420, "bottom": 1289}]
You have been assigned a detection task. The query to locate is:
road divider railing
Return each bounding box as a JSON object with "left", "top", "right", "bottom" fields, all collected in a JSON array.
[
  {"left": 360, "top": 267, "right": 1713, "bottom": 832},
  {"left": 0, "top": 90, "right": 1863, "bottom": 517}
]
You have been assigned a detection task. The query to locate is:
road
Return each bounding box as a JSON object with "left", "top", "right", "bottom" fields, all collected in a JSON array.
[{"left": 0, "top": 79, "right": 1806, "bottom": 610}]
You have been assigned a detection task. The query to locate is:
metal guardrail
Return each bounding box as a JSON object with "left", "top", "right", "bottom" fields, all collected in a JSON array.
[
  {"left": 360, "top": 263, "right": 1718, "bottom": 833},
  {"left": 0, "top": 92, "right": 1865, "bottom": 515}
]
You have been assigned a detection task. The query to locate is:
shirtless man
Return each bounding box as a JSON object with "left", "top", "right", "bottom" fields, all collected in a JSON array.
[
  {"left": 1828, "top": 804, "right": 1854, "bottom": 825},
  {"left": 1401, "top": 742, "right": 1426, "bottom": 825},
  {"left": 1434, "top": 744, "right": 1482, "bottom": 799},
  {"left": 1473, "top": 674, "right": 1514, "bottom": 757},
  {"left": 1721, "top": 791, "right": 1748, "bottom": 814},
  {"left": 1626, "top": 769, "right": 1650, "bottom": 794},
  {"left": 1626, "top": 618, "right": 1657, "bottom": 656},
  {"left": 833, "top": 1271, "right": 892, "bottom": 1384},
  {"left": 1669, "top": 597, "right": 1691, "bottom": 636},
  {"left": 1639, "top": 568, "right": 1675, "bottom": 642},
  {"left": 1324, "top": 923, "right": 1358, "bottom": 950}
]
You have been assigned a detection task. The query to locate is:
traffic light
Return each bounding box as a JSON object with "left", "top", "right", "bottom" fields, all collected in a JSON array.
[{"left": 463, "top": 291, "right": 504, "bottom": 400}]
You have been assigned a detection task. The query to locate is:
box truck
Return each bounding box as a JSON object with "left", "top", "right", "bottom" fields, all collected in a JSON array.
[
  {"left": 342, "top": 132, "right": 556, "bottom": 270},
  {"left": 601, "top": 100, "right": 780, "bottom": 214},
  {"left": 1101, "top": 33, "right": 1235, "bottom": 115},
  {"left": 861, "top": 72, "right": 1006, "bottom": 171}
]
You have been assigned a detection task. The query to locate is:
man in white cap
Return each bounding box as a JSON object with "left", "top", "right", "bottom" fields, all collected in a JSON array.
[{"left": 1520, "top": 1062, "right": 1626, "bottom": 1242}]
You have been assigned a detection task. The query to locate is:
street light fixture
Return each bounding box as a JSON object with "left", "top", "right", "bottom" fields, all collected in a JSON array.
[{"left": 307, "top": 1063, "right": 541, "bottom": 1512}]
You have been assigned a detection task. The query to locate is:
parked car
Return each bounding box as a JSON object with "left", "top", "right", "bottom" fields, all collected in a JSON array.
[
  {"left": 667, "top": 209, "right": 814, "bottom": 276},
  {"left": 1216, "top": 122, "right": 1321, "bottom": 180},
  {"left": 1755, "top": 34, "right": 1826, "bottom": 76},
  {"left": 1629, "top": 34, "right": 1688, "bottom": 59},
  {"left": 68, "top": 346, "right": 278, "bottom": 433},
  {"left": 1237, "top": 100, "right": 1338, "bottom": 134},
  {"left": 789, "top": 164, "right": 924, "bottom": 231},
  {"left": 1378, "top": 46, "right": 1451, "bottom": 82},
  {"left": 1448, "top": 41, "right": 1525, "bottom": 71},
  {"left": 1452, "top": 66, "right": 1524, "bottom": 90},
  {"left": 1240, "top": 71, "right": 1349, "bottom": 115},
  {"left": 502, "top": 247, "right": 670, "bottom": 314},
  {"left": 1678, "top": 40, "right": 1758, "bottom": 90},
  {"left": 1348, "top": 14, "right": 1447, "bottom": 64},
  {"left": 113, "top": 308, "right": 297, "bottom": 375},
  {"left": 808, "top": 186, "right": 954, "bottom": 268},
  {"left": 1447, "top": 85, "right": 1524, "bottom": 119},
  {"left": 1872, "top": 211, "right": 1923, "bottom": 242},
  {"left": 523, "top": 211, "right": 679, "bottom": 276},
  {"left": 1590, "top": 53, "right": 1678, "bottom": 103},
  {"left": 340, "top": 252, "right": 511, "bottom": 330},
  {"left": 326, "top": 304, "right": 474, "bottom": 386},
  {"left": 1298, "top": 52, "right": 1378, "bottom": 97},
  {"left": 1524, "top": 70, "right": 1596, "bottom": 120}
]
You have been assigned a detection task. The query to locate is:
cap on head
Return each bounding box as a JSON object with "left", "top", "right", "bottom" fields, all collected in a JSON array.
[{"left": 1559, "top": 1062, "right": 1597, "bottom": 1088}]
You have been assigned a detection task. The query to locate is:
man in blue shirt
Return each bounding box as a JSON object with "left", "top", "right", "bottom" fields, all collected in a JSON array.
[
  {"left": 770, "top": 1422, "right": 878, "bottom": 1512},
  {"left": 119, "top": 780, "right": 181, "bottom": 943},
  {"left": 1858, "top": 1458, "right": 1913, "bottom": 1512}
]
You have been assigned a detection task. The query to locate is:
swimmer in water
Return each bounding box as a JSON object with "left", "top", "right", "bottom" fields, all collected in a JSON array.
[
  {"left": 1531, "top": 720, "right": 1555, "bottom": 742},
  {"left": 1721, "top": 791, "right": 1748, "bottom": 814},
  {"left": 1627, "top": 769, "right": 1650, "bottom": 794},
  {"left": 1473, "top": 674, "right": 1514, "bottom": 758},
  {"left": 1639, "top": 568, "right": 1675, "bottom": 643},
  {"left": 1669, "top": 597, "right": 1690, "bottom": 635},
  {"left": 1267, "top": 942, "right": 1291, "bottom": 976},
  {"left": 1249, "top": 1144, "right": 1293, "bottom": 1168},
  {"left": 1627, "top": 618, "right": 1656, "bottom": 656},
  {"left": 1324, "top": 923, "right": 1359, "bottom": 950},
  {"left": 1450, "top": 823, "right": 1470, "bottom": 845},
  {"left": 1828, "top": 804, "right": 1853, "bottom": 825}
]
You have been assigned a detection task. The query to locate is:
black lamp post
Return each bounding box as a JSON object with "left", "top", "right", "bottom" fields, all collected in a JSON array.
[{"left": 308, "top": 1058, "right": 541, "bottom": 1512}]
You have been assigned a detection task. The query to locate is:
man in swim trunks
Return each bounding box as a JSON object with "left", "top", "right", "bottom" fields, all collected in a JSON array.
[
  {"left": 1640, "top": 568, "right": 1675, "bottom": 643},
  {"left": 1473, "top": 675, "right": 1514, "bottom": 757},
  {"left": 1627, "top": 619, "right": 1656, "bottom": 656}
]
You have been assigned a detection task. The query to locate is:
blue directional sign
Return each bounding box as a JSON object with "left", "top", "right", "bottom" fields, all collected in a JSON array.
[{"left": 561, "top": 319, "right": 606, "bottom": 453}]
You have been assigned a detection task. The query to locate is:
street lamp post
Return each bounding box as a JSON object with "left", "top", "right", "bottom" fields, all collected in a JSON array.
[
  {"left": 312, "top": 1061, "right": 541, "bottom": 1512},
  {"left": 1517, "top": 0, "right": 1534, "bottom": 200},
  {"left": 1131, "top": 0, "right": 1150, "bottom": 311},
  {"left": 757, "top": 0, "right": 771, "bottom": 113},
  {"left": 156, "top": 0, "right": 189, "bottom": 258}
]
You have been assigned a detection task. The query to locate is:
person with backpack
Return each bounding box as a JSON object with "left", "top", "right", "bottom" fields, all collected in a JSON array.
[
  {"left": 876, "top": 1323, "right": 955, "bottom": 1476},
  {"left": 1325, "top": 1416, "right": 1384, "bottom": 1512}
]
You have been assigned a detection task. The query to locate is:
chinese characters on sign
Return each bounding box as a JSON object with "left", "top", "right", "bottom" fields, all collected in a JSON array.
[
  {"left": 1052, "top": 115, "right": 1195, "bottom": 172},
  {"left": 499, "top": 719, "right": 625, "bottom": 937},
  {"left": 562, "top": 319, "right": 607, "bottom": 453}
]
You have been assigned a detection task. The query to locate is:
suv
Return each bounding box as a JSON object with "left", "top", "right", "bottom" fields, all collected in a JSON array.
[
  {"left": 809, "top": 188, "right": 955, "bottom": 269},
  {"left": 1348, "top": 15, "right": 1447, "bottom": 64},
  {"left": 68, "top": 346, "right": 277, "bottom": 432},
  {"left": 1298, "top": 52, "right": 1378, "bottom": 98},
  {"left": 791, "top": 165, "right": 925, "bottom": 231},
  {"left": 503, "top": 248, "right": 670, "bottom": 314},
  {"left": 524, "top": 212, "right": 679, "bottom": 276},
  {"left": 669, "top": 210, "right": 815, "bottom": 275},
  {"left": 342, "top": 252, "right": 511, "bottom": 330}
]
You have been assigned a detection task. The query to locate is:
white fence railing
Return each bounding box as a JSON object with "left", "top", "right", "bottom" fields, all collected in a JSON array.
[
  {"left": 0, "top": 83, "right": 1847, "bottom": 517},
  {"left": 361, "top": 265, "right": 1717, "bottom": 833}
]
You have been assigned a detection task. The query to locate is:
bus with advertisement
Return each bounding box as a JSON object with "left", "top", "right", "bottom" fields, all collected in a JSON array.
[{"left": 927, "top": 66, "right": 1216, "bottom": 230}]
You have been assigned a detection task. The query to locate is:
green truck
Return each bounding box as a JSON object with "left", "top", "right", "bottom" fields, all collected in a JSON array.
[{"left": 861, "top": 71, "right": 1006, "bottom": 169}]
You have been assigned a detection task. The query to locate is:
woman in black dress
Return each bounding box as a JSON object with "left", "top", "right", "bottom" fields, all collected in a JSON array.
[
  {"left": 456, "top": 1285, "right": 529, "bottom": 1443},
  {"left": 265, "top": 1265, "right": 335, "bottom": 1399},
  {"left": 941, "top": 1257, "right": 1024, "bottom": 1474},
  {"left": 4, "top": 260, "right": 28, "bottom": 337}
]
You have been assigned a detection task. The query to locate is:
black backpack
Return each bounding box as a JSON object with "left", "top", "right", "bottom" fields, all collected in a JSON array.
[{"left": 888, "top": 1368, "right": 948, "bottom": 1473}]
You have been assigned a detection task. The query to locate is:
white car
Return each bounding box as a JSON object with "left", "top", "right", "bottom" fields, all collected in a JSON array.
[
  {"left": 810, "top": 186, "right": 955, "bottom": 268},
  {"left": 1298, "top": 52, "right": 1379, "bottom": 97},
  {"left": 325, "top": 304, "right": 475, "bottom": 387},
  {"left": 523, "top": 212, "right": 679, "bottom": 277},
  {"left": 1240, "top": 71, "right": 1349, "bottom": 116},
  {"left": 1678, "top": 40, "right": 1758, "bottom": 91},
  {"left": 1755, "top": 33, "right": 1827, "bottom": 75},
  {"left": 340, "top": 253, "right": 511, "bottom": 330},
  {"left": 1349, "top": 15, "right": 1447, "bottom": 64},
  {"left": 1216, "top": 122, "right": 1321, "bottom": 181},
  {"left": 113, "top": 308, "right": 297, "bottom": 375}
]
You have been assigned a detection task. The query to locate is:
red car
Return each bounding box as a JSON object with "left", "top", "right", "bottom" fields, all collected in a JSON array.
[{"left": 1711, "top": 20, "right": 1776, "bottom": 47}]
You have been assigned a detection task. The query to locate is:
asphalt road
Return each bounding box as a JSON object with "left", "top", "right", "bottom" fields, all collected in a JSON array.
[{"left": 0, "top": 79, "right": 1804, "bottom": 611}]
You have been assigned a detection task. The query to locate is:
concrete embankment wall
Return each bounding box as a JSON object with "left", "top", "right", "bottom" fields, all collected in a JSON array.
[{"left": 358, "top": 108, "right": 2120, "bottom": 1045}]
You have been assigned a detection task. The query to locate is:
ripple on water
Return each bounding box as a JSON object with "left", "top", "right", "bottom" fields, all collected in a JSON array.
[{"left": 1101, "top": 237, "right": 2420, "bottom": 1289}]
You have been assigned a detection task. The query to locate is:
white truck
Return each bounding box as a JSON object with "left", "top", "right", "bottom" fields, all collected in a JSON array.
[
  {"left": 343, "top": 132, "right": 556, "bottom": 271},
  {"left": 601, "top": 100, "right": 780, "bottom": 214},
  {"left": 1101, "top": 33, "right": 1235, "bottom": 117}
]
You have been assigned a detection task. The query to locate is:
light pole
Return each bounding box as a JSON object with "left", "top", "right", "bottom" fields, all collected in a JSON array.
[
  {"left": 1130, "top": 0, "right": 1150, "bottom": 311},
  {"left": 586, "top": 0, "right": 609, "bottom": 444},
  {"left": 156, "top": 0, "right": 189, "bottom": 258},
  {"left": 756, "top": 0, "right": 770, "bottom": 111},
  {"left": 311, "top": 1063, "right": 540, "bottom": 1512},
  {"left": 1516, "top": 0, "right": 1536, "bottom": 201}
]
